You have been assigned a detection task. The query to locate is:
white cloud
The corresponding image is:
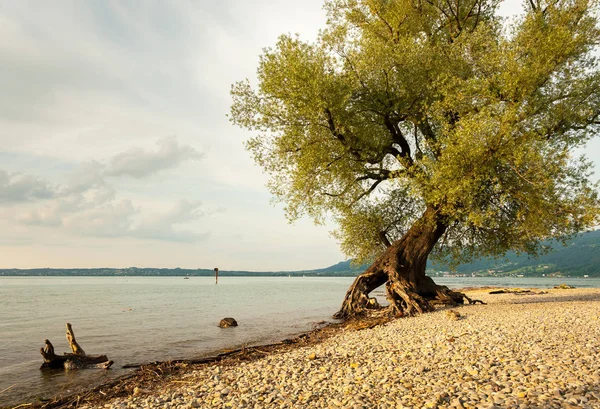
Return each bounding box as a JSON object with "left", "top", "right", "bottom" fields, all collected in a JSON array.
[
  {"left": 62, "top": 199, "right": 137, "bottom": 237},
  {"left": 6, "top": 136, "right": 207, "bottom": 242},
  {"left": 131, "top": 199, "right": 208, "bottom": 242},
  {"left": 17, "top": 195, "right": 81, "bottom": 226},
  {"left": 63, "top": 161, "right": 106, "bottom": 194},
  {"left": 106, "top": 136, "right": 202, "bottom": 178},
  {"left": 0, "top": 170, "right": 55, "bottom": 203},
  {"left": 16, "top": 193, "right": 209, "bottom": 243}
]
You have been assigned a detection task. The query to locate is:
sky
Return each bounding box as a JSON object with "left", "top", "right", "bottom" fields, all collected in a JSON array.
[{"left": 0, "top": 0, "right": 598, "bottom": 270}]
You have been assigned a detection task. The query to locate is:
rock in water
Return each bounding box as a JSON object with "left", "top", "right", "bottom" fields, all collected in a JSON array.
[{"left": 219, "top": 318, "right": 238, "bottom": 328}]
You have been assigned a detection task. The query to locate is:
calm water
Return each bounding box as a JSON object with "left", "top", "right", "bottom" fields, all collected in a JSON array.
[{"left": 1, "top": 275, "right": 599, "bottom": 406}]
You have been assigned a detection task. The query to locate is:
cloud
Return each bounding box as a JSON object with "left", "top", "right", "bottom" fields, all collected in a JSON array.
[
  {"left": 5, "top": 136, "right": 207, "bottom": 242},
  {"left": 17, "top": 195, "right": 209, "bottom": 243},
  {"left": 63, "top": 161, "right": 107, "bottom": 194},
  {"left": 105, "top": 136, "right": 203, "bottom": 178},
  {"left": 57, "top": 198, "right": 209, "bottom": 242},
  {"left": 0, "top": 170, "right": 55, "bottom": 203},
  {"left": 62, "top": 199, "right": 138, "bottom": 238},
  {"left": 1, "top": 136, "right": 201, "bottom": 206},
  {"left": 131, "top": 199, "right": 209, "bottom": 242},
  {"left": 17, "top": 195, "right": 82, "bottom": 226}
]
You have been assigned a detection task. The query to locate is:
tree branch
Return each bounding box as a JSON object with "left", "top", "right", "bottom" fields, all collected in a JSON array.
[
  {"left": 384, "top": 114, "right": 413, "bottom": 166},
  {"left": 322, "top": 170, "right": 390, "bottom": 198},
  {"left": 325, "top": 108, "right": 347, "bottom": 144},
  {"left": 379, "top": 231, "right": 392, "bottom": 247},
  {"left": 508, "top": 164, "right": 536, "bottom": 186},
  {"left": 349, "top": 179, "right": 384, "bottom": 207},
  {"left": 417, "top": 119, "right": 441, "bottom": 157},
  {"left": 370, "top": 3, "right": 395, "bottom": 39},
  {"left": 528, "top": 0, "right": 538, "bottom": 11}
]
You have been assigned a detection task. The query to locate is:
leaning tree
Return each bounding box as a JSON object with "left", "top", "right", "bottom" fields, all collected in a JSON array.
[{"left": 231, "top": 0, "right": 600, "bottom": 318}]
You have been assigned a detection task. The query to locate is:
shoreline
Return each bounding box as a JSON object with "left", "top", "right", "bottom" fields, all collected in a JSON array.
[
  {"left": 7, "top": 287, "right": 600, "bottom": 409},
  {"left": 7, "top": 319, "right": 348, "bottom": 409}
]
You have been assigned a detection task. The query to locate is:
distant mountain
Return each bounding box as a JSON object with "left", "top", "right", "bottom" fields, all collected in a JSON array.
[
  {"left": 1, "top": 230, "right": 598, "bottom": 277},
  {"left": 311, "top": 260, "right": 368, "bottom": 274},
  {"left": 429, "top": 229, "right": 600, "bottom": 277},
  {"left": 314, "top": 230, "right": 600, "bottom": 278}
]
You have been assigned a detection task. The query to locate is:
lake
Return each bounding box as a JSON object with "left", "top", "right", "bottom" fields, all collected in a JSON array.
[{"left": 1, "top": 275, "right": 599, "bottom": 406}]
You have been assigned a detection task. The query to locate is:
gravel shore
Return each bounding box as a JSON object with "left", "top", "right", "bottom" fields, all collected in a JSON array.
[{"left": 79, "top": 288, "right": 600, "bottom": 409}]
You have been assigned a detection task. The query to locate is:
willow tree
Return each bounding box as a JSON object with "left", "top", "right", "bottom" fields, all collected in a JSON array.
[{"left": 231, "top": 0, "right": 600, "bottom": 318}]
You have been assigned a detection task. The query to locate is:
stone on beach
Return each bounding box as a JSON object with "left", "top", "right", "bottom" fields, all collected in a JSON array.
[{"left": 554, "top": 283, "right": 576, "bottom": 289}]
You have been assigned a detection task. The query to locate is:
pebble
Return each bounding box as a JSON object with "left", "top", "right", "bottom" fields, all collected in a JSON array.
[{"left": 77, "top": 289, "right": 600, "bottom": 409}]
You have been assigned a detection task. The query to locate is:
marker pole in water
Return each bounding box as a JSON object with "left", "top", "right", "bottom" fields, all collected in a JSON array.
[{"left": 214, "top": 267, "right": 219, "bottom": 284}]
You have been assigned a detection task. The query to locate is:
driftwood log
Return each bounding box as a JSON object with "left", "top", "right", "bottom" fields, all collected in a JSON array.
[{"left": 40, "top": 323, "right": 113, "bottom": 370}]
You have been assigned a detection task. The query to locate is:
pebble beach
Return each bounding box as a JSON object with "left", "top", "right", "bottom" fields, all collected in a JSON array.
[{"left": 72, "top": 289, "right": 600, "bottom": 409}]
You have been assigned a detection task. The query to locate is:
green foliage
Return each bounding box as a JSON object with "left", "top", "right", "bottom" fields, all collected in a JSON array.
[
  {"left": 231, "top": 0, "right": 600, "bottom": 265},
  {"left": 332, "top": 184, "right": 424, "bottom": 263}
]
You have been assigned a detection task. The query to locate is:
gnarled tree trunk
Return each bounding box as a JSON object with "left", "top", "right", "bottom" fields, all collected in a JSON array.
[{"left": 334, "top": 205, "right": 479, "bottom": 319}]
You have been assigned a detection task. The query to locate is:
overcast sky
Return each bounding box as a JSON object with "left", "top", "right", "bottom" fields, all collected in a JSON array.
[{"left": 0, "top": 0, "right": 598, "bottom": 270}]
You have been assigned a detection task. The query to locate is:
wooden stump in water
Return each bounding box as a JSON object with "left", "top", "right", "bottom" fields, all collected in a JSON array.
[{"left": 40, "top": 323, "right": 113, "bottom": 370}]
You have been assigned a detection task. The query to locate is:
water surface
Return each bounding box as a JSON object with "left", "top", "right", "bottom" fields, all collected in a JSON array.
[{"left": 1, "top": 275, "right": 598, "bottom": 406}]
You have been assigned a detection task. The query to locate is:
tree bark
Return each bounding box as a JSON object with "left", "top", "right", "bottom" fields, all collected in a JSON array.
[
  {"left": 334, "top": 205, "right": 478, "bottom": 319},
  {"left": 40, "top": 323, "right": 113, "bottom": 370}
]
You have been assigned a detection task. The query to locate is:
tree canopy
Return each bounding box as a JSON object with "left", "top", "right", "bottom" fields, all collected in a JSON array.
[{"left": 231, "top": 0, "right": 600, "bottom": 267}]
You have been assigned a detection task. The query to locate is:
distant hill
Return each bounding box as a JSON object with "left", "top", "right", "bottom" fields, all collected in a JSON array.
[
  {"left": 1, "top": 230, "right": 598, "bottom": 277},
  {"left": 310, "top": 260, "right": 367, "bottom": 275},
  {"left": 314, "top": 230, "right": 600, "bottom": 278},
  {"left": 429, "top": 229, "right": 600, "bottom": 277},
  {"left": 0, "top": 264, "right": 365, "bottom": 277}
]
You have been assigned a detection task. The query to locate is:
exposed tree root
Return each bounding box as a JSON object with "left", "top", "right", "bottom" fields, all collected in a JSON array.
[
  {"left": 386, "top": 280, "right": 434, "bottom": 316},
  {"left": 334, "top": 276, "right": 486, "bottom": 320},
  {"left": 333, "top": 206, "right": 485, "bottom": 320}
]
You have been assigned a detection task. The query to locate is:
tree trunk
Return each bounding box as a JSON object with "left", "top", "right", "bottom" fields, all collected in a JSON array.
[
  {"left": 334, "top": 205, "right": 477, "bottom": 319},
  {"left": 40, "top": 323, "right": 113, "bottom": 370}
]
